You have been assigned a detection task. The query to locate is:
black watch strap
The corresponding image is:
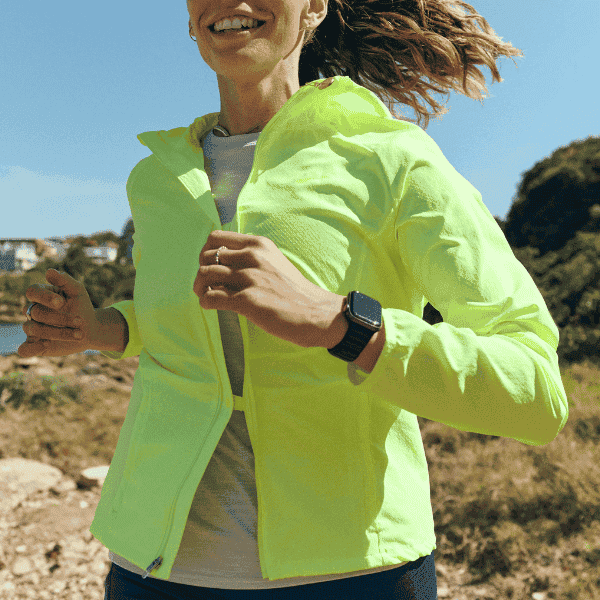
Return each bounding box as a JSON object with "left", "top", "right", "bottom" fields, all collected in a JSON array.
[
  {"left": 327, "top": 292, "right": 382, "bottom": 362},
  {"left": 327, "top": 318, "right": 377, "bottom": 362}
]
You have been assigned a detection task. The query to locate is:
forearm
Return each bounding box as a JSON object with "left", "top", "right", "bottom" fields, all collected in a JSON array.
[{"left": 91, "top": 307, "right": 129, "bottom": 354}]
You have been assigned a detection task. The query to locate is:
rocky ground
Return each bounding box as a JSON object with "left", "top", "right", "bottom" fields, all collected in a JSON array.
[
  {"left": 0, "top": 350, "right": 138, "bottom": 600},
  {"left": 1, "top": 457, "right": 509, "bottom": 600},
  {"left": 0, "top": 458, "right": 506, "bottom": 600},
  {"left": 0, "top": 350, "right": 593, "bottom": 600}
]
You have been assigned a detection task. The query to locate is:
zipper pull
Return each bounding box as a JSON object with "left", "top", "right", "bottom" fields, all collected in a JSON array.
[{"left": 142, "top": 556, "right": 163, "bottom": 579}]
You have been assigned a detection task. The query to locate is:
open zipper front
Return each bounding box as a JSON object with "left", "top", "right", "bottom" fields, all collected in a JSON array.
[
  {"left": 140, "top": 311, "right": 235, "bottom": 579},
  {"left": 235, "top": 310, "right": 271, "bottom": 578},
  {"left": 138, "top": 78, "right": 335, "bottom": 580}
]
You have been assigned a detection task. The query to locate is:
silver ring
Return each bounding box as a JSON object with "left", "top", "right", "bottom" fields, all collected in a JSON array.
[
  {"left": 216, "top": 246, "right": 227, "bottom": 265},
  {"left": 26, "top": 302, "right": 37, "bottom": 321},
  {"left": 208, "top": 246, "right": 227, "bottom": 292}
]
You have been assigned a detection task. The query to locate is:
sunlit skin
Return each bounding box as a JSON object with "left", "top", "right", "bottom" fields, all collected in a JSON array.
[{"left": 187, "top": 0, "right": 328, "bottom": 136}]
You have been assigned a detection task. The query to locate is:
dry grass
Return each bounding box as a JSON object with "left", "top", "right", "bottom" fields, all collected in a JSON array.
[
  {"left": 1, "top": 354, "right": 600, "bottom": 598},
  {"left": 417, "top": 358, "right": 600, "bottom": 598}
]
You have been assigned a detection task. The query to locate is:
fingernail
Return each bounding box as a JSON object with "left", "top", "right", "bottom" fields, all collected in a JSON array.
[{"left": 53, "top": 298, "right": 63, "bottom": 308}]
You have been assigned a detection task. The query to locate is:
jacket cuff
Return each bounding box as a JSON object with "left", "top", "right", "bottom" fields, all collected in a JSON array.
[
  {"left": 98, "top": 300, "right": 142, "bottom": 360},
  {"left": 347, "top": 361, "right": 370, "bottom": 385}
]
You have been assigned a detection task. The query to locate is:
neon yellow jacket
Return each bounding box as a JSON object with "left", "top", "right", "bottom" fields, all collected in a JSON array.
[{"left": 89, "top": 76, "right": 569, "bottom": 582}]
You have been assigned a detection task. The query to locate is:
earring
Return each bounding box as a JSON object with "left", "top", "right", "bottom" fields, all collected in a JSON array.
[{"left": 189, "top": 23, "right": 196, "bottom": 41}]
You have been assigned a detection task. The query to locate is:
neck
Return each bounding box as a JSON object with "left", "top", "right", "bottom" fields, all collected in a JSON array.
[{"left": 214, "top": 70, "right": 300, "bottom": 137}]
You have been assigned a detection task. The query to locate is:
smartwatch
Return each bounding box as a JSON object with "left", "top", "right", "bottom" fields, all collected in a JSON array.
[{"left": 327, "top": 291, "right": 382, "bottom": 362}]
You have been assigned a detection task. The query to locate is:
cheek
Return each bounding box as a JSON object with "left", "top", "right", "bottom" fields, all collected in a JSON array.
[{"left": 268, "top": 21, "right": 303, "bottom": 53}]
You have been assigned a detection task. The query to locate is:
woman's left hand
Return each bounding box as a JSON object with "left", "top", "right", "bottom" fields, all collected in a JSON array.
[{"left": 193, "top": 230, "right": 344, "bottom": 348}]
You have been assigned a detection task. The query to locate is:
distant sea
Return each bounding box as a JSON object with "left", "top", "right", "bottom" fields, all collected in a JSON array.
[{"left": 0, "top": 322, "right": 98, "bottom": 357}]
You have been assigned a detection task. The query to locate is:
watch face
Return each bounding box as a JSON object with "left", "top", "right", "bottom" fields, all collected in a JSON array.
[{"left": 348, "top": 292, "right": 382, "bottom": 330}]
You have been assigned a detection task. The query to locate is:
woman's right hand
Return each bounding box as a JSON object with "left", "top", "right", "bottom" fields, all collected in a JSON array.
[{"left": 17, "top": 269, "right": 101, "bottom": 358}]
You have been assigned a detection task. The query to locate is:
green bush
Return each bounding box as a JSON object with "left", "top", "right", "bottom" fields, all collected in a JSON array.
[{"left": 0, "top": 371, "right": 84, "bottom": 414}]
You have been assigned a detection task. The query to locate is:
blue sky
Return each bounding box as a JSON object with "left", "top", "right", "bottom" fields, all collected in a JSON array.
[{"left": 2, "top": 1, "right": 598, "bottom": 240}]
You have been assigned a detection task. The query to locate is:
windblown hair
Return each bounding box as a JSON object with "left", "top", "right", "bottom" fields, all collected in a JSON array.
[{"left": 300, "top": 0, "right": 524, "bottom": 129}]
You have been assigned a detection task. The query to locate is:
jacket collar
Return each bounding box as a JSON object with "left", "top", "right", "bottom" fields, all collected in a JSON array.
[
  {"left": 131, "top": 76, "right": 404, "bottom": 227},
  {"left": 134, "top": 77, "right": 343, "bottom": 186}
]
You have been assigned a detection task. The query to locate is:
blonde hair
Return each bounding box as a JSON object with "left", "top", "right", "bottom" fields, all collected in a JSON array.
[{"left": 300, "top": 0, "right": 524, "bottom": 129}]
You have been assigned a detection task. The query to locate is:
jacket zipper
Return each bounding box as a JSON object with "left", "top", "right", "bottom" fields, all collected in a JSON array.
[
  {"left": 142, "top": 80, "right": 324, "bottom": 584},
  {"left": 236, "top": 316, "right": 270, "bottom": 578},
  {"left": 142, "top": 311, "right": 232, "bottom": 581},
  {"left": 140, "top": 106, "right": 281, "bottom": 582},
  {"left": 143, "top": 556, "right": 163, "bottom": 579}
]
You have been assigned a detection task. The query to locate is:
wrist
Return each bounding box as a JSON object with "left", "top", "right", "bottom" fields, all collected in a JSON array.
[
  {"left": 323, "top": 294, "right": 349, "bottom": 349},
  {"left": 92, "top": 307, "right": 128, "bottom": 354},
  {"left": 323, "top": 293, "right": 386, "bottom": 375}
]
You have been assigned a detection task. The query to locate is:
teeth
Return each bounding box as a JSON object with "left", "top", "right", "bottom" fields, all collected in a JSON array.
[{"left": 214, "top": 17, "right": 260, "bottom": 32}]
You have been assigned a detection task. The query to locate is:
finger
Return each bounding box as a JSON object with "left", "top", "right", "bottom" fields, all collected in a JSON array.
[
  {"left": 24, "top": 320, "right": 82, "bottom": 342},
  {"left": 25, "top": 303, "right": 82, "bottom": 329},
  {"left": 45, "top": 269, "right": 82, "bottom": 304},
  {"left": 17, "top": 338, "right": 46, "bottom": 358},
  {"left": 26, "top": 281, "right": 65, "bottom": 309},
  {"left": 206, "top": 285, "right": 225, "bottom": 293}
]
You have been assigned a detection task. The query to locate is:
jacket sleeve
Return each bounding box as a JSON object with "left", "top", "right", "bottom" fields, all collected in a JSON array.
[
  {"left": 362, "top": 143, "right": 569, "bottom": 447},
  {"left": 98, "top": 299, "right": 143, "bottom": 360},
  {"left": 99, "top": 177, "right": 144, "bottom": 360}
]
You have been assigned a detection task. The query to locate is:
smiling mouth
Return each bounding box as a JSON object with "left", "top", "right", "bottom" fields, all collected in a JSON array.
[{"left": 208, "top": 21, "right": 267, "bottom": 35}]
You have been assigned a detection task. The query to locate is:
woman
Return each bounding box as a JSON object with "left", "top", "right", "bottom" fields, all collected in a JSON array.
[{"left": 25, "top": 0, "right": 568, "bottom": 598}]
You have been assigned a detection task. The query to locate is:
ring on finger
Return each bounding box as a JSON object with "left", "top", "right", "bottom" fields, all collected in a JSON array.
[{"left": 26, "top": 303, "right": 37, "bottom": 321}]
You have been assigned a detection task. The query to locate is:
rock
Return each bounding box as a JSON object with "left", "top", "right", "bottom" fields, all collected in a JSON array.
[
  {"left": 0, "top": 352, "right": 141, "bottom": 598},
  {"left": 80, "top": 362, "right": 103, "bottom": 376},
  {"left": 0, "top": 457, "right": 113, "bottom": 598},
  {"left": 36, "top": 367, "right": 56, "bottom": 377},
  {"left": 12, "top": 356, "right": 41, "bottom": 367},
  {"left": 435, "top": 562, "right": 450, "bottom": 578},
  {"left": 0, "top": 582, "right": 17, "bottom": 597},
  {"left": 0, "top": 459, "right": 63, "bottom": 513},
  {"left": 79, "top": 465, "right": 110, "bottom": 489},
  {"left": 11, "top": 556, "right": 33, "bottom": 576},
  {"left": 50, "top": 478, "right": 77, "bottom": 494}
]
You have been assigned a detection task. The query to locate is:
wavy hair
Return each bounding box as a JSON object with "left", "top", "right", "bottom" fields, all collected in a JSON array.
[{"left": 300, "top": 0, "right": 524, "bottom": 129}]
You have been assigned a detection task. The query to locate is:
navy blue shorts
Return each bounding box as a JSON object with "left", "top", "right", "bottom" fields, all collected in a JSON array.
[{"left": 104, "top": 551, "right": 437, "bottom": 599}]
